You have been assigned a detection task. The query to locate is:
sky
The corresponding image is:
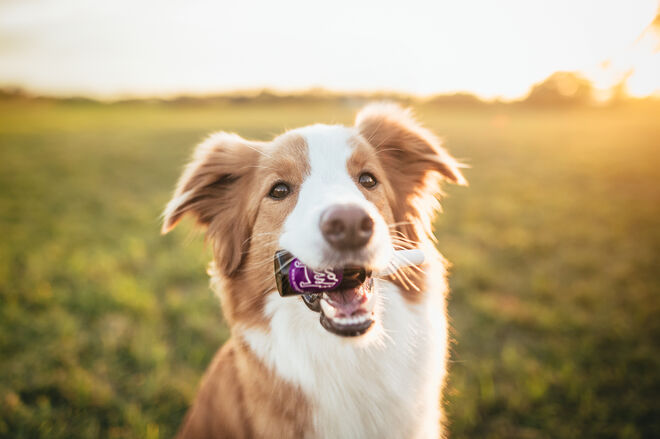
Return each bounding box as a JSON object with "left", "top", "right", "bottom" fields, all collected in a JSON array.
[{"left": 0, "top": 0, "right": 658, "bottom": 100}]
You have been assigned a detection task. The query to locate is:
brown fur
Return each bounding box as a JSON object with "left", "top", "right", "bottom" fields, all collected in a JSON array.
[
  {"left": 162, "top": 133, "right": 264, "bottom": 275},
  {"left": 176, "top": 339, "right": 311, "bottom": 438}
]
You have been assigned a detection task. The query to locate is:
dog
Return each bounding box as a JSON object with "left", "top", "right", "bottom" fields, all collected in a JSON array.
[{"left": 161, "top": 103, "right": 466, "bottom": 438}]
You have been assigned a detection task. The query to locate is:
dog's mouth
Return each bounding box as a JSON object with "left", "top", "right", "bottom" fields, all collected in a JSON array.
[{"left": 301, "top": 276, "right": 375, "bottom": 337}]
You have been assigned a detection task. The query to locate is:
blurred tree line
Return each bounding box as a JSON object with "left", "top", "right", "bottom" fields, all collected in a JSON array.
[{"left": 0, "top": 71, "right": 653, "bottom": 108}]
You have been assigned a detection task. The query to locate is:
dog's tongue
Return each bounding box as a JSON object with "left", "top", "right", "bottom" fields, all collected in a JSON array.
[{"left": 324, "top": 288, "right": 366, "bottom": 316}]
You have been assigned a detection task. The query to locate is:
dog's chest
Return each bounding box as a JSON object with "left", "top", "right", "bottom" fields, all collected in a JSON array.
[
  {"left": 308, "top": 320, "right": 441, "bottom": 439},
  {"left": 242, "top": 281, "right": 447, "bottom": 439}
]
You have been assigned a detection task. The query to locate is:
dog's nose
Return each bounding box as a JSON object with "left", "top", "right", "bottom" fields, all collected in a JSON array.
[{"left": 320, "top": 205, "right": 374, "bottom": 250}]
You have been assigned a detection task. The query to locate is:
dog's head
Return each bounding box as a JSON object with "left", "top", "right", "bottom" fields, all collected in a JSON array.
[{"left": 162, "top": 103, "right": 466, "bottom": 337}]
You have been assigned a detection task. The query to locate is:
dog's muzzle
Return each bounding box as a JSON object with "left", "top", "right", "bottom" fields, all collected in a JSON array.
[{"left": 274, "top": 249, "right": 425, "bottom": 337}]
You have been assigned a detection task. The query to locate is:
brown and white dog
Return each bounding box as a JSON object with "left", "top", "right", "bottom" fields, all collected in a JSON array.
[{"left": 161, "top": 103, "right": 466, "bottom": 438}]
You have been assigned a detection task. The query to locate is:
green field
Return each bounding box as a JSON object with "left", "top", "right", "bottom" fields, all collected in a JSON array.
[{"left": 0, "top": 99, "right": 659, "bottom": 438}]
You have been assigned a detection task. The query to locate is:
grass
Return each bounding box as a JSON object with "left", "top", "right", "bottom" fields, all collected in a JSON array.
[{"left": 0, "top": 99, "right": 658, "bottom": 438}]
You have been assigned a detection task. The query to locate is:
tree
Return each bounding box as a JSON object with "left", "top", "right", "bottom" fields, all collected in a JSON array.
[{"left": 523, "top": 72, "right": 594, "bottom": 106}]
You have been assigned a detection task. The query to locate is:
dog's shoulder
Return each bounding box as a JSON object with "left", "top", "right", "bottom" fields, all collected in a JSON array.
[
  {"left": 176, "top": 340, "right": 246, "bottom": 438},
  {"left": 177, "top": 338, "right": 312, "bottom": 439}
]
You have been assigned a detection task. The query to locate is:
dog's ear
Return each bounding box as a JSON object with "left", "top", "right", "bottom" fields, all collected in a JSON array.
[
  {"left": 161, "top": 132, "right": 261, "bottom": 276},
  {"left": 356, "top": 102, "right": 466, "bottom": 186},
  {"left": 355, "top": 103, "right": 467, "bottom": 240}
]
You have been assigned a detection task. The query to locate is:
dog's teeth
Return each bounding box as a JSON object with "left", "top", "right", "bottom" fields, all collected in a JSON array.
[
  {"left": 338, "top": 315, "right": 368, "bottom": 326},
  {"left": 320, "top": 298, "right": 336, "bottom": 318}
]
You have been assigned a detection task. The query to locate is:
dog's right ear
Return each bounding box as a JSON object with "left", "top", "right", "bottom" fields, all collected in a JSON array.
[{"left": 161, "top": 132, "right": 261, "bottom": 275}]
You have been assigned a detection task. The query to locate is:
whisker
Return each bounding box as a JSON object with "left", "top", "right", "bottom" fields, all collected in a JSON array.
[
  {"left": 388, "top": 268, "right": 408, "bottom": 290},
  {"left": 246, "top": 165, "right": 278, "bottom": 172},
  {"left": 391, "top": 240, "right": 418, "bottom": 250},
  {"left": 242, "top": 142, "right": 273, "bottom": 159},
  {"left": 240, "top": 233, "right": 280, "bottom": 248},
  {"left": 374, "top": 147, "right": 405, "bottom": 156},
  {"left": 390, "top": 231, "right": 420, "bottom": 242},
  {"left": 401, "top": 262, "right": 424, "bottom": 275},
  {"left": 387, "top": 221, "right": 417, "bottom": 229},
  {"left": 390, "top": 248, "right": 425, "bottom": 275},
  {"left": 398, "top": 269, "right": 421, "bottom": 292}
]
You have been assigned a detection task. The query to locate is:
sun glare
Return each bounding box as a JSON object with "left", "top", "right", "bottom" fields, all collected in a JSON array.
[
  {"left": 625, "top": 28, "right": 660, "bottom": 97},
  {"left": 627, "top": 57, "right": 660, "bottom": 97}
]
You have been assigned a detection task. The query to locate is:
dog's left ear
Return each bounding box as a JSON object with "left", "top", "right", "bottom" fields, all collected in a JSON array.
[
  {"left": 355, "top": 103, "right": 467, "bottom": 241},
  {"left": 355, "top": 102, "right": 467, "bottom": 186},
  {"left": 161, "top": 132, "right": 261, "bottom": 276}
]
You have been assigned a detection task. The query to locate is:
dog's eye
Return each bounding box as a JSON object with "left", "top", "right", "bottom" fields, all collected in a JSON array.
[
  {"left": 359, "top": 173, "right": 377, "bottom": 189},
  {"left": 268, "top": 182, "right": 290, "bottom": 199}
]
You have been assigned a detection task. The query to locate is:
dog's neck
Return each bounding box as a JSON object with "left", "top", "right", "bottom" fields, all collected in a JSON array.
[{"left": 235, "top": 275, "right": 448, "bottom": 439}]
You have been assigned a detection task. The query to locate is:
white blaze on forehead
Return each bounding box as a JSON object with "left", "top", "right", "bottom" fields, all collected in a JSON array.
[
  {"left": 278, "top": 124, "right": 391, "bottom": 269},
  {"left": 295, "top": 124, "right": 356, "bottom": 186}
]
